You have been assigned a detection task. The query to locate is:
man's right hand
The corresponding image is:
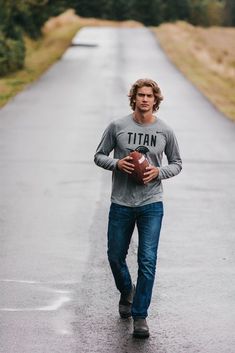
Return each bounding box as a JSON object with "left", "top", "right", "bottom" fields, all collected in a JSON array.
[{"left": 117, "top": 156, "right": 134, "bottom": 174}]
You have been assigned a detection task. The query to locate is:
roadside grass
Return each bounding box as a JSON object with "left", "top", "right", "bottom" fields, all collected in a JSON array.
[
  {"left": 152, "top": 21, "right": 235, "bottom": 121},
  {"left": 0, "top": 18, "right": 81, "bottom": 107},
  {"left": 0, "top": 10, "right": 142, "bottom": 108}
]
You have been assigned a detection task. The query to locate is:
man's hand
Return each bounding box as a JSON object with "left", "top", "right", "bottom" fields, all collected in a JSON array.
[
  {"left": 117, "top": 156, "right": 134, "bottom": 174},
  {"left": 143, "top": 165, "right": 159, "bottom": 184}
]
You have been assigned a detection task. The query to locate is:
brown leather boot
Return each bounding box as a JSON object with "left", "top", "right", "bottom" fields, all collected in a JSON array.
[
  {"left": 119, "top": 284, "right": 135, "bottom": 318},
  {"left": 133, "top": 318, "right": 150, "bottom": 338}
]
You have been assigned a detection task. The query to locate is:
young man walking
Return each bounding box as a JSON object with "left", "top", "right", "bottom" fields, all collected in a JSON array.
[{"left": 94, "top": 78, "right": 182, "bottom": 338}]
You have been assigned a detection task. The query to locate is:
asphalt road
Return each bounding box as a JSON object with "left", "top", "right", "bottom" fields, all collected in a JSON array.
[{"left": 0, "top": 27, "right": 235, "bottom": 353}]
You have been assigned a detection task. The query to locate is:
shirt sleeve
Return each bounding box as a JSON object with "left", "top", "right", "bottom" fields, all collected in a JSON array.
[
  {"left": 158, "top": 129, "right": 182, "bottom": 180},
  {"left": 94, "top": 122, "right": 119, "bottom": 171}
]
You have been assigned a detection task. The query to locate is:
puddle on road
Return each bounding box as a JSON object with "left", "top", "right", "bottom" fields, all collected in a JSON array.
[{"left": 0, "top": 279, "right": 75, "bottom": 336}]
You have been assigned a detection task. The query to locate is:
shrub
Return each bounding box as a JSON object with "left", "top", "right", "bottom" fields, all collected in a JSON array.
[{"left": 0, "top": 31, "right": 25, "bottom": 76}]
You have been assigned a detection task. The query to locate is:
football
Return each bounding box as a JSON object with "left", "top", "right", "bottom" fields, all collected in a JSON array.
[{"left": 129, "top": 150, "right": 149, "bottom": 184}]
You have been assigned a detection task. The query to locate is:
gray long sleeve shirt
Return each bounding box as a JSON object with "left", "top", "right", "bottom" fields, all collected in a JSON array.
[{"left": 94, "top": 114, "right": 182, "bottom": 207}]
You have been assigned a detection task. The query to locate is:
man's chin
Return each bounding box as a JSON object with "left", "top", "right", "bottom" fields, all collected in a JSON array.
[{"left": 139, "top": 107, "right": 151, "bottom": 113}]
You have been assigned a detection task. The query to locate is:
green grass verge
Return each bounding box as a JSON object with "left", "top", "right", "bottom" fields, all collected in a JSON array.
[{"left": 0, "top": 22, "right": 81, "bottom": 108}]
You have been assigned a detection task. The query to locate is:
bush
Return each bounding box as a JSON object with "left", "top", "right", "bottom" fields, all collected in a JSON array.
[{"left": 0, "top": 31, "right": 25, "bottom": 76}]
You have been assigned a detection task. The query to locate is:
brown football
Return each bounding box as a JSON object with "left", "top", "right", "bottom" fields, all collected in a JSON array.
[{"left": 129, "top": 150, "right": 149, "bottom": 184}]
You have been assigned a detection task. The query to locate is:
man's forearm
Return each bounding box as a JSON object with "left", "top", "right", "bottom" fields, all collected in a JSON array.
[
  {"left": 94, "top": 152, "right": 118, "bottom": 171},
  {"left": 158, "top": 161, "right": 182, "bottom": 180}
]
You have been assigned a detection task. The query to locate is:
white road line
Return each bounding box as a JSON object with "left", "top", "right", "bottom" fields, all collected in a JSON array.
[
  {"left": 0, "top": 279, "right": 38, "bottom": 284},
  {"left": 0, "top": 295, "right": 71, "bottom": 312},
  {"left": 0, "top": 279, "right": 79, "bottom": 284}
]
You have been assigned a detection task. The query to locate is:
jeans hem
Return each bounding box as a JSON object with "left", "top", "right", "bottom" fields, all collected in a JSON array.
[{"left": 132, "top": 315, "right": 147, "bottom": 320}]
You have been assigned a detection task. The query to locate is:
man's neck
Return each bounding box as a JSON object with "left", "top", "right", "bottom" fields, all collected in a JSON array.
[{"left": 133, "top": 110, "right": 155, "bottom": 124}]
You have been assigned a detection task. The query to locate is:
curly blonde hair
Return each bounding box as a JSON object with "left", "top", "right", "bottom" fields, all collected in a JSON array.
[{"left": 128, "top": 78, "right": 163, "bottom": 112}]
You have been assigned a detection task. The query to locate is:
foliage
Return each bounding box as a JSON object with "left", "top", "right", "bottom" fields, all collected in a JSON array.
[
  {"left": 0, "top": 33, "right": 25, "bottom": 75},
  {"left": 223, "top": 0, "right": 235, "bottom": 26},
  {"left": 130, "top": 0, "right": 164, "bottom": 25},
  {"left": 161, "top": 0, "right": 191, "bottom": 22}
]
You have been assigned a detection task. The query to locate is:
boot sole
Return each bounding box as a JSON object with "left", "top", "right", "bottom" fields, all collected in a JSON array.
[{"left": 133, "top": 330, "right": 150, "bottom": 339}]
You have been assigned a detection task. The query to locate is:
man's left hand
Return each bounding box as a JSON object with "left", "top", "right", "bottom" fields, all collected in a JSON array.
[{"left": 143, "top": 165, "right": 159, "bottom": 184}]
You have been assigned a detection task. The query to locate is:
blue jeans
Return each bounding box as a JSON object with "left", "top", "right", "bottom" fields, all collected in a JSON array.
[{"left": 107, "top": 201, "right": 164, "bottom": 318}]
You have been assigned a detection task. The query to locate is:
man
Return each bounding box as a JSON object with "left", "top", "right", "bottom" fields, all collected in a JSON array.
[{"left": 94, "top": 78, "right": 182, "bottom": 338}]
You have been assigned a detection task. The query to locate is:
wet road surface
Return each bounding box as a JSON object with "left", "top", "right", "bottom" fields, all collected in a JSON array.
[{"left": 0, "top": 27, "right": 235, "bottom": 353}]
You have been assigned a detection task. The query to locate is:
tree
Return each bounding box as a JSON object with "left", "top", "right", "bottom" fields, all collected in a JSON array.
[
  {"left": 108, "top": 0, "right": 132, "bottom": 21},
  {"left": 188, "top": 0, "right": 209, "bottom": 25},
  {"left": 206, "top": 0, "right": 224, "bottom": 26},
  {"left": 162, "top": 0, "right": 190, "bottom": 22},
  {"left": 130, "top": 0, "right": 164, "bottom": 26},
  {"left": 224, "top": 0, "right": 235, "bottom": 26}
]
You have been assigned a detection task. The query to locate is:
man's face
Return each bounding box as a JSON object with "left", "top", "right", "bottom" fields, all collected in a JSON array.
[{"left": 135, "top": 86, "right": 156, "bottom": 113}]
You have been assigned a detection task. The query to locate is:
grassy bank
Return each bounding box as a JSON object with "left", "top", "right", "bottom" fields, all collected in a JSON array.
[
  {"left": 153, "top": 21, "right": 235, "bottom": 121},
  {"left": 0, "top": 11, "right": 81, "bottom": 107},
  {"left": 0, "top": 10, "right": 141, "bottom": 108}
]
